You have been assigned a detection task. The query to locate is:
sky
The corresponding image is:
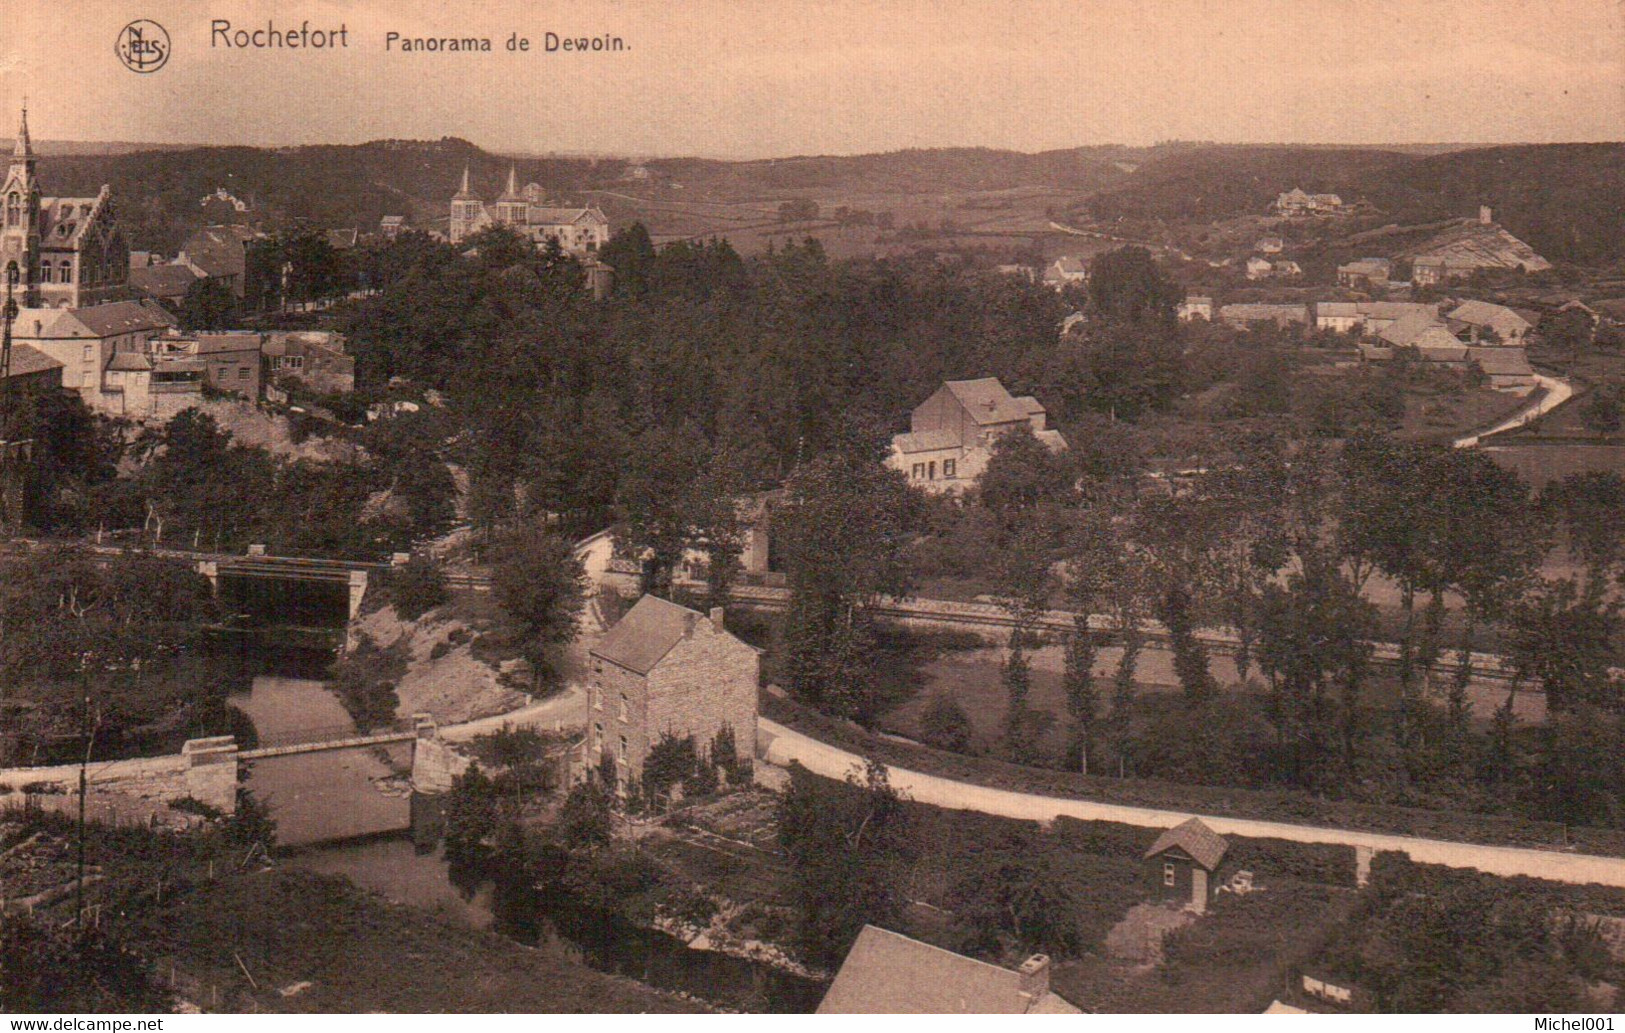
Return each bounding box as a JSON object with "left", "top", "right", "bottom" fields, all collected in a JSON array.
[{"left": 3, "top": 0, "right": 1622, "bottom": 157}]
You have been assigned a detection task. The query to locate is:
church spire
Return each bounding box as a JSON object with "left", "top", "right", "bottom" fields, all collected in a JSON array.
[
  {"left": 13, "top": 101, "right": 32, "bottom": 160},
  {"left": 499, "top": 164, "right": 520, "bottom": 201},
  {"left": 453, "top": 163, "right": 474, "bottom": 201}
]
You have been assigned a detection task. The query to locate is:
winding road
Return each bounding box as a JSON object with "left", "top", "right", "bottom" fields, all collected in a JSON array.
[
  {"left": 1453, "top": 373, "right": 1573, "bottom": 448},
  {"left": 757, "top": 717, "right": 1625, "bottom": 889}
]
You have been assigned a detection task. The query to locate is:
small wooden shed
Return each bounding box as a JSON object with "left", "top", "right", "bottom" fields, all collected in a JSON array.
[{"left": 1145, "top": 818, "right": 1229, "bottom": 914}]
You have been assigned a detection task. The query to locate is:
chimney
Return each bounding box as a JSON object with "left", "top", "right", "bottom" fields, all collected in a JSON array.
[
  {"left": 1479, "top": 205, "right": 1493, "bottom": 225},
  {"left": 709, "top": 606, "right": 726, "bottom": 632},
  {"left": 1016, "top": 954, "right": 1051, "bottom": 999}
]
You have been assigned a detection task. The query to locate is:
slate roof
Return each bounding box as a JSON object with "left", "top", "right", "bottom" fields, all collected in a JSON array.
[
  {"left": 1145, "top": 817, "right": 1229, "bottom": 871},
  {"left": 1378, "top": 312, "right": 1445, "bottom": 347},
  {"left": 527, "top": 206, "right": 608, "bottom": 226},
  {"left": 1470, "top": 347, "right": 1534, "bottom": 377},
  {"left": 128, "top": 264, "right": 201, "bottom": 298},
  {"left": 892, "top": 429, "right": 961, "bottom": 454},
  {"left": 1316, "top": 302, "right": 1360, "bottom": 318},
  {"left": 69, "top": 301, "right": 176, "bottom": 338},
  {"left": 1447, "top": 300, "right": 1533, "bottom": 334},
  {"left": 1356, "top": 301, "right": 1438, "bottom": 322},
  {"left": 817, "top": 926, "right": 1081, "bottom": 1014},
  {"left": 5, "top": 343, "right": 63, "bottom": 378},
  {"left": 945, "top": 378, "right": 1038, "bottom": 426},
  {"left": 106, "top": 351, "right": 153, "bottom": 372},
  {"left": 1413, "top": 337, "right": 1470, "bottom": 361},
  {"left": 192, "top": 332, "right": 262, "bottom": 355},
  {"left": 590, "top": 594, "right": 703, "bottom": 675},
  {"left": 1219, "top": 303, "right": 1309, "bottom": 327}
]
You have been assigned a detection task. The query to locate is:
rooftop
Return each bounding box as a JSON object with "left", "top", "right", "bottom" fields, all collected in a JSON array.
[
  {"left": 591, "top": 594, "right": 711, "bottom": 675},
  {"left": 817, "top": 926, "right": 1080, "bottom": 1014},
  {"left": 1146, "top": 817, "right": 1229, "bottom": 871}
]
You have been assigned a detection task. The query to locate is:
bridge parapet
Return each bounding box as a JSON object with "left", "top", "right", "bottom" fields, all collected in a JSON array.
[{"left": 181, "top": 735, "right": 239, "bottom": 814}]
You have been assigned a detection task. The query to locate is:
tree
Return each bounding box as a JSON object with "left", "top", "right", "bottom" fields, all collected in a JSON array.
[
  {"left": 777, "top": 199, "right": 820, "bottom": 223},
  {"left": 1540, "top": 471, "right": 1625, "bottom": 597},
  {"left": 1256, "top": 559, "right": 1375, "bottom": 791},
  {"left": 777, "top": 759, "right": 912, "bottom": 968},
  {"left": 975, "top": 425, "right": 1077, "bottom": 527},
  {"left": 1085, "top": 246, "right": 1181, "bottom": 327},
  {"left": 1060, "top": 616, "right": 1099, "bottom": 772},
  {"left": 947, "top": 854, "right": 1084, "bottom": 960},
  {"left": 615, "top": 421, "right": 711, "bottom": 598},
  {"left": 391, "top": 553, "right": 448, "bottom": 620},
  {"left": 777, "top": 451, "right": 921, "bottom": 721},
  {"left": 177, "top": 276, "right": 241, "bottom": 331},
  {"left": 488, "top": 523, "right": 586, "bottom": 683},
  {"left": 920, "top": 694, "right": 975, "bottom": 753},
  {"left": 557, "top": 781, "right": 615, "bottom": 850}
]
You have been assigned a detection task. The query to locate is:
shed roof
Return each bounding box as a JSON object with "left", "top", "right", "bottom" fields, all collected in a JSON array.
[
  {"left": 1145, "top": 817, "right": 1229, "bottom": 871},
  {"left": 892, "top": 429, "right": 960, "bottom": 454},
  {"left": 817, "top": 926, "right": 1080, "bottom": 1014}
]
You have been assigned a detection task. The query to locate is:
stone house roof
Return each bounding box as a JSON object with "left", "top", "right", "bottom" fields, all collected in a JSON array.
[
  {"left": 1146, "top": 817, "right": 1229, "bottom": 871},
  {"left": 6, "top": 343, "right": 63, "bottom": 378},
  {"left": 588, "top": 594, "right": 751, "bottom": 676},
  {"left": 817, "top": 926, "right": 1080, "bottom": 1014},
  {"left": 944, "top": 378, "right": 1040, "bottom": 426}
]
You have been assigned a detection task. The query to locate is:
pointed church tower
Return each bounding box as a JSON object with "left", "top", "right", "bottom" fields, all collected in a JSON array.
[
  {"left": 449, "top": 163, "right": 485, "bottom": 244},
  {"left": 494, "top": 164, "right": 528, "bottom": 229},
  {"left": 2, "top": 104, "right": 41, "bottom": 304}
]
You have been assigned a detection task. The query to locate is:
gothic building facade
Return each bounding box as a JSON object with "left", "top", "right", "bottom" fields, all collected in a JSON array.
[
  {"left": 0, "top": 108, "right": 129, "bottom": 309},
  {"left": 447, "top": 165, "right": 610, "bottom": 255}
]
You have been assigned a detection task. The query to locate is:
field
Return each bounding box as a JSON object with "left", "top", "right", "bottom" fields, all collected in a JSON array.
[{"left": 583, "top": 183, "right": 1114, "bottom": 261}]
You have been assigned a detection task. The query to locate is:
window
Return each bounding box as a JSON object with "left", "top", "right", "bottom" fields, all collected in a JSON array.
[
  {"left": 5, "top": 193, "right": 17, "bottom": 227},
  {"left": 1163, "top": 861, "right": 1176, "bottom": 887},
  {"left": 927, "top": 461, "right": 936, "bottom": 480},
  {"left": 593, "top": 722, "right": 603, "bottom": 749},
  {"left": 592, "top": 686, "right": 602, "bottom": 710},
  {"left": 618, "top": 735, "right": 628, "bottom": 762},
  {"left": 39, "top": 264, "right": 50, "bottom": 284},
  {"left": 618, "top": 693, "right": 628, "bottom": 722},
  {"left": 942, "top": 459, "right": 956, "bottom": 479},
  {"left": 82, "top": 345, "right": 93, "bottom": 362},
  {"left": 238, "top": 367, "right": 250, "bottom": 381},
  {"left": 911, "top": 463, "right": 924, "bottom": 479},
  {"left": 59, "top": 261, "right": 70, "bottom": 283}
]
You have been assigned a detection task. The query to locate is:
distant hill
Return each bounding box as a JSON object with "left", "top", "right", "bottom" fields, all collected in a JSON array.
[
  {"left": 1076, "top": 142, "right": 1625, "bottom": 265},
  {"left": 1354, "top": 144, "right": 1625, "bottom": 267},
  {"left": 1076, "top": 145, "right": 1410, "bottom": 225},
  {"left": 31, "top": 138, "right": 632, "bottom": 252},
  {"left": 646, "top": 145, "right": 1146, "bottom": 198}
]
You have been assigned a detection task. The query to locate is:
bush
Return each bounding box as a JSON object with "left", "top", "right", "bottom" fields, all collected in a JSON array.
[
  {"left": 392, "top": 554, "right": 448, "bottom": 620},
  {"left": 643, "top": 733, "right": 699, "bottom": 806},
  {"left": 920, "top": 694, "right": 976, "bottom": 754}
]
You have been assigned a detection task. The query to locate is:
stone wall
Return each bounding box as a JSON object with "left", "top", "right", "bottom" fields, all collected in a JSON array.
[
  {"left": 0, "top": 736, "right": 238, "bottom": 814},
  {"left": 645, "top": 614, "right": 759, "bottom": 777}
]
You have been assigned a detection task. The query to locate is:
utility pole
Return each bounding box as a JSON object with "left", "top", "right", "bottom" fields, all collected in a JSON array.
[{"left": 0, "top": 265, "right": 26, "bottom": 536}]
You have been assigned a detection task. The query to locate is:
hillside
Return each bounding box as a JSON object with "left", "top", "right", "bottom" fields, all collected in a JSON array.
[
  {"left": 36, "top": 138, "right": 632, "bottom": 252},
  {"left": 1076, "top": 145, "right": 1409, "bottom": 224},
  {"left": 1356, "top": 143, "right": 1625, "bottom": 267},
  {"left": 646, "top": 145, "right": 1143, "bottom": 200},
  {"left": 1075, "top": 142, "right": 1625, "bottom": 265}
]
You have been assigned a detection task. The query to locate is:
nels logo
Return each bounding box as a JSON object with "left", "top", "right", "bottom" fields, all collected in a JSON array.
[{"left": 115, "top": 19, "right": 170, "bottom": 73}]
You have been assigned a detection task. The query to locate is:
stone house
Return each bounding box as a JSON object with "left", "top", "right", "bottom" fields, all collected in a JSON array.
[
  {"left": 1446, "top": 300, "right": 1535, "bottom": 344},
  {"left": 263, "top": 331, "right": 356, "bottom": 395},
  {"left": 587, "top": 595, "right": 759, "bottom": 787},
  {"left": 178, "top": 225, "right": 257, "bottom": 298},
  {"left": 1337, "top": 258, "right": 1392, "bottom": 290},
  {"left": 1178, "top": 295, "right": 1213, "bottom": 322},
  {"left": 12, "top": 300, "right": 179, "bottom": 417},
  {"left": 818, "top": 925, "right": 1080, "bottom": 1013},
  {"left": 1042, "top": 256, "right": 1088, "bottom": 289},
  {"left": 1145, "top": 817, "right": 1229, "bottom": 914},
  {"left": 886, "top": 377, "right": 1068, "bottom": 494},
  {"left": 156, "top": 331, "right": 263, "bottom": 399},
  {"left": 1217, "top": 303, "right": 1309, "bottom": 330}
]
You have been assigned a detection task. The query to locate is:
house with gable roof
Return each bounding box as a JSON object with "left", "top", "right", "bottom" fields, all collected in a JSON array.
[
  {"left": 818, "top": 925, "right": 1081, "bottom": 1014},
  {"left": 886, "top": 377, "right": 1068, "bottom": 493},
  {"left": 587, "top": 594, "right": 758, "bottom": 788},
  {"left": 1146, "top": 817, "right": 1230, "bottom": 914}
]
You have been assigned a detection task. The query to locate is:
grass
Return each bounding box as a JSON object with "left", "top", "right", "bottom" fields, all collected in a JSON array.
[{"left": 1052, "top": 879, "right": 1356, "bottom": 1013}]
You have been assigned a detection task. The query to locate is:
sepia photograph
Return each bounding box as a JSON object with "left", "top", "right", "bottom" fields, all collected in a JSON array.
[{"left": 1, "top": 0, "right": 1624, "bottom": 1019}]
